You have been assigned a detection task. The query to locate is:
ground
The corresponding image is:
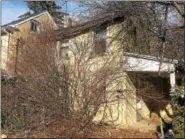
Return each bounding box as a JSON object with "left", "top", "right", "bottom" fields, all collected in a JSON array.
[
  {"left": 2, "top": 129, "right": 157, "bottom": 138},
  {"left": 91, "top": 129, "right": 157, "bottom": 138},
  {"left": 2, "top": 113, "right": 159, "bottom": 138},
  {"left": 2, "top": 121, "right": 157, "bottom": 138}
]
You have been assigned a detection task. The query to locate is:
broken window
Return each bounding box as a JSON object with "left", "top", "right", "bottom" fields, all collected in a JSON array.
[{"left": 94, "top": 25, "right": 107, "bottom": 55}]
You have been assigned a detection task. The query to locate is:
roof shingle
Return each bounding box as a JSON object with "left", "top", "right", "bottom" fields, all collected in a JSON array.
[{"left": 2, "top": 11, "right": 48, "bottom": 28}]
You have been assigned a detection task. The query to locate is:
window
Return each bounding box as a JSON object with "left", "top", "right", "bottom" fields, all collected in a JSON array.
[
  {"left": 30, "top": 20, "right": 40, "bottom": 32},
  {"left": 59, "top": 47, "right": 69, "bottom": 59},
  {"left": 94, "top": 25, "right": 107, "bottom": 55}
]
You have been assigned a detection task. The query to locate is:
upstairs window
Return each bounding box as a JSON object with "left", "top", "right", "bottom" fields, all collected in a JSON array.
[
  {"left": 30, "top": 20, "right": 40, "bottom": 32},
  {"left": 58, "top": 40, "right": 70, "bottom": 60},
  {"left": 94, "top": 25, "right": 107, "bottom": 55},
  {"left": 59, "top": 47, "right": 69, "bottom": 59}
]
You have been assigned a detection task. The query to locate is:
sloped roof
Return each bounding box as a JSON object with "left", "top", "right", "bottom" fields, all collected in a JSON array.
[
  {"left": 2, "top": 12, "right": 43, "bottom": 28},
  {"left": 56, "top": 13, "right": 125, "bottom": 41},
  {"left": 1, "top": 11, "right": 57, "bottom": 29}
]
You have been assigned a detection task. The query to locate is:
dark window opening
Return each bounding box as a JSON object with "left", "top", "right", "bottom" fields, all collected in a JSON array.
[
  {"left": 94, "top": 25, "right": 107, "bottom": 55},
  {"left": 30, "top": 20, "right": 40, "bottom": 32}
]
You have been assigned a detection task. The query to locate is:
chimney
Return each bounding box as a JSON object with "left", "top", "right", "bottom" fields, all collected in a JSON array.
[
  {"left": 67, "top": 18, "right": 72, "bottom": 27},
  {"left": 64, "top": 17, "right": 72, "bottom": 28}
]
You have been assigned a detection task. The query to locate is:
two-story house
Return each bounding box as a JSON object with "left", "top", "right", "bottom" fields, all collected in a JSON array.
[
  {"left": 1, "top": 9, "right": 179, "bottom": 129},
  {"left": 56, "top": 13, "right": 179, "bottom": 129},
  {"left": 1, "top": 11, "right": 68, "bottom": 77}
]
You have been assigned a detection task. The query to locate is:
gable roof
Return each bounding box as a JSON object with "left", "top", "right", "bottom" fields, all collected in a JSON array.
[
  {"left": 1, "top": 11, "right": 57, "bottom": 29},
  {"left": 56, "top": 13, "right": 125, "bottom": 41}
]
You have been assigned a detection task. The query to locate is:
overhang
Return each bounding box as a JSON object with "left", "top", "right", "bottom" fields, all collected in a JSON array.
[{"left": 123, "top": 52, "right": 177, "bottom": 73}]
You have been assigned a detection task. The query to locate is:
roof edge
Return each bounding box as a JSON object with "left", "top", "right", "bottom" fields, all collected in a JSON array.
[
  {"left": 15, "top": 11, "right": 57, "bottom": 27},
  {"left": 124, "top": 52, "right": 178, "bottom": 64},
  {"left": 2, "top": 11, "right": 58, "bottom": 29}
]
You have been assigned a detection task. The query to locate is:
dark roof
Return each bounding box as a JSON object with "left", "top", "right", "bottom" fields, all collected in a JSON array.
[
  {"left": 2, "top": 16, "right": 32, "bottom": 28},
  {"left": 1, "top": 11, "right": 58, "bottom": 28},
  {"left": 56, "top": 13, "right": 125, "bottom": 41},
  {"left": 1, "top": 26, "right": 19, "bottom": 34}
]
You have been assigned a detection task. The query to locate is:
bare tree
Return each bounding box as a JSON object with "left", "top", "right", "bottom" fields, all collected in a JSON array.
[{"left": 77, "top": 1, "right": 184, "bottom": 71}]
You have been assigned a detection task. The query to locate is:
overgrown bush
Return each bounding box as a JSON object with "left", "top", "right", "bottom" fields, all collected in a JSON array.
[
  {"left": 171, "top": 86, "right": 185, "bottom": 138},
  {"left": 1, "top": 21, "right": 120, "bottom": 137},
  {"left": 1, "top": 21, "right": 71, "bottom": 134},
  {"left": 2, "top": 17, "right": 136, "bottom": 137},
  {"left": 1, "top": 75, "right": 72, "bottom": 134},
  {"left": 2, "top": 76, "right": 32, "bottom": 131}
]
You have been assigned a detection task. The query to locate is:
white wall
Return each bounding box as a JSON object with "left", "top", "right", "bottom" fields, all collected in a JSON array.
[
  {"left": 1, "top": 34, "right": 9, "bottom": 71},
  {"left": 123, "top": 56, "right": 176, "bottom": 72}
]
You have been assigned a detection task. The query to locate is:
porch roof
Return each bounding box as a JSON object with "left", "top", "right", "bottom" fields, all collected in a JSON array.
[{"left": 123, "top": 52, "right": 178, "bottom": 72}]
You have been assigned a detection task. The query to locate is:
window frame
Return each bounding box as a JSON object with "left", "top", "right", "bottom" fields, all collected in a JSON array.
[
  {"left": 30, "top": 20, "right": 40, "bottom": 32},
  {"left": 59, "top": 46, "right": 69, "bottom": 59},
  {"left": 93, "top": 24, "right": 107, "bottom": 55}
]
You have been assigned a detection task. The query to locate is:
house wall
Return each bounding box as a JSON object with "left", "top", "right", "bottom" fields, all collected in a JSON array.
[
  {"left": 1, "top": 34, "right": 10, "bottom": 71},
  {"left": 63, "top": 22, "right": 137, "bottom": 128},
  {"left": 2, "top": 13, "right": 56, "bottom": 76},
  {"left": 140, "top": 99, "right": 150, "bottom": 121}
]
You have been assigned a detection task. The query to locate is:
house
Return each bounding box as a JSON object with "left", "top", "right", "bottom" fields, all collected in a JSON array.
[
  {"left": 56, "top": 13, "right": 181, "bottom": 129},
  {"left": 1, "top": 11, "right": 68, "bottom": 77}
]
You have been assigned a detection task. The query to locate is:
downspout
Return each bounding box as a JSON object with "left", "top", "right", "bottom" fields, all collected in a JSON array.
[{"left": 14, "top": 38, "right": 20, "bottom": 75}]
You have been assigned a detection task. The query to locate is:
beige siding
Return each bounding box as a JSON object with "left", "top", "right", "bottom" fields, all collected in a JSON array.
[
  {"left": 2, "top": 13, "right": 56, "bottom": 76},
  {"left": 1, "top": 34, "right": 10, "bottom": 71},
  {"left": 140, "top": 99, "right": 150, "bottom": 121},
  {"left": 64, "top": 22, "right": 137, "bottom": 127}
]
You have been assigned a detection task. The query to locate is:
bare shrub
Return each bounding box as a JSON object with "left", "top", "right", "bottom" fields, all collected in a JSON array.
[
  {"left": 2, "top": 19, "right": 136, "bottom": 137},
  {"left": 2, "top": 21, "right": 69, "bottom": 133}
]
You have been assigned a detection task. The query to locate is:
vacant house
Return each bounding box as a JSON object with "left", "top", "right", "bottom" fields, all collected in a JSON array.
[
  {"left": 1, "top": 11, "right": 64, "bottom": 76},
  {"left": 56, "top": 14, "right": 180, "bottom": 128}
]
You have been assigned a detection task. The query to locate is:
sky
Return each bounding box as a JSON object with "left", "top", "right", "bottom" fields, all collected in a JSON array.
[
  {"left": 1, "top": 1, "right": 181, "bottom": 26},
  {"left": 2, "top": 0, "right": 80, "bottom": 25}
]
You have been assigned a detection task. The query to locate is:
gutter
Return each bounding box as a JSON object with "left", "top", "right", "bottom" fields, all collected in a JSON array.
[{"left": 123, "top": 52, "right": 178, "bottom": 64}]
